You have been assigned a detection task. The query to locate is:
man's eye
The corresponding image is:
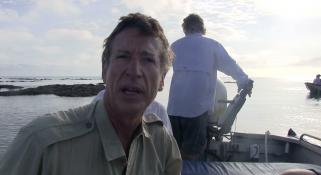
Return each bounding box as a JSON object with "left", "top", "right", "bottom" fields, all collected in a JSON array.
[
  {"left": 144, "top": 57, "right": 156, "bottom": 63},
  {"left": 116, "top": 55, "right": 128, "bottom": 59}
]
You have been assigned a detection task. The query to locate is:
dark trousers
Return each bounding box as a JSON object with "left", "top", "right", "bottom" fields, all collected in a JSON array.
[{"left": 169, "top": 112, "right": 208, "bottom": 159}]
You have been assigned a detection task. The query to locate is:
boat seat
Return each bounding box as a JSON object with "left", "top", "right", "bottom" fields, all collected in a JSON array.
[{"left": 183, "top": 161, "right": 321, "bottom": 175}]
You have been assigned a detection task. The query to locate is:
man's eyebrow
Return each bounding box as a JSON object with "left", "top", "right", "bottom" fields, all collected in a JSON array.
[
  {"left": 115, "top": 50, "right": 130, "bottom": 54},
  {"left": 141, "top": 51, "right": 155, "bottom": 56},
  {"left": 114, "top": 50, "right": 155, "bottom": 56}
]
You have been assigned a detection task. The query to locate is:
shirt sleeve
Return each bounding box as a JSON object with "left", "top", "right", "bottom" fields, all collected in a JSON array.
[
  {"left": 215, "top": 43, "right": 249, "bottom": 84},
  {"left": 157, "top": 105, "right": 173, "bottom": 135},
  {"left": 164, "top": 135, "right": 182, "bottom": 175},
  {"left": 91, "top": 89, "right": 105, "bottom": 103},
  {"left": 0, "top": 127, "right": 43, "bottom": 175},
  {"left": 145, "top": 101, "right": 173, "bottom": 135}
]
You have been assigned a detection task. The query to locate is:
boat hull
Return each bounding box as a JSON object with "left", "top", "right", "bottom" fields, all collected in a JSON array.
[
  {"left": 182, "top": 132, "right": 321, "bottom": 174},
  {"left": 305, "top": 82, "right": 321, "bottom": 96}
]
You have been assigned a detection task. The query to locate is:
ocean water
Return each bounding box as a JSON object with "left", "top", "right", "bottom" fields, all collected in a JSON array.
[{"left": 0, "top": 76, "right": 321, "bottom": 159}]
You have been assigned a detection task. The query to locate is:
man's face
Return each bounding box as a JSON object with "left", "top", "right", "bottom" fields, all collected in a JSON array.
[{"left": 103, "top": 28, "right": 164, "bottom": 115}]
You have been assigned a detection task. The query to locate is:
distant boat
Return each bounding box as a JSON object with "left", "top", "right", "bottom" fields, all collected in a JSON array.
[{"left": 305, "top": 82, "right": 321, "bottom": 95}]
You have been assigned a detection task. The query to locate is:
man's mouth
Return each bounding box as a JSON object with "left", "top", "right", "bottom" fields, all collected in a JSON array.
[{"left": 121, "top": 86, "right": 143, "bottom": 95}]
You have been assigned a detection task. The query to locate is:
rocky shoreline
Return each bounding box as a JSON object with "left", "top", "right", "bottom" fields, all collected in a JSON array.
[
  {"left": 0, "top": 85, "right": 24, "bottom": 90},
  {"left": 0, "top": 84, "right": 105, "bottom": 97},
  {"left": 0, "top": 77, "right": 96, "bottom": 83}
]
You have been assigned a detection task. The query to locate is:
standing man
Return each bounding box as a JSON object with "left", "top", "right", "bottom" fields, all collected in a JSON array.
[
  {"left": 167, "top": 13, "right": 252, "bottom": 160},
  {"left": 313, "top": 74, "right": 321, "bottom": 85},
  {"left": 0, "top": 13, "right": 181, "bottom": 175}
]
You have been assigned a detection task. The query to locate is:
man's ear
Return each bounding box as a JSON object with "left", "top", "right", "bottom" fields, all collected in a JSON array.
[{"left": 158, "top": 74, "right": 165, "bottom": 91}]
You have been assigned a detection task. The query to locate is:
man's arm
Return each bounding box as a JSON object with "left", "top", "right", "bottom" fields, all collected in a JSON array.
[{"left": 215, "top": 43, "right": 253, "bottom": 94}]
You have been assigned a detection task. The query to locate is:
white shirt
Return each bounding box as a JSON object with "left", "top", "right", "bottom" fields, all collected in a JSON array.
[
  {"left": 313, "top": 78, "right": 321, "bottom": 85},
  {"left": 167, "top": 33, "right": 249, "bottom": 118},
  {"left": 92, "top": 90, "right": 172, "bottom": 134}
]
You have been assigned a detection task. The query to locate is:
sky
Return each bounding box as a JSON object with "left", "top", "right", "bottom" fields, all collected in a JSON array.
[{"left": 0, "top": 0, "right": 321, "bottom": 80}]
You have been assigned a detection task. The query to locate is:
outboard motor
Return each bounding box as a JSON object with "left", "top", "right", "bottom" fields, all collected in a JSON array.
[
  {"left": 207, "top": 79, "right": 253, "bottom": 141},
  {"left": 208, "top": 79, "right": 228, "bottom": 126}
]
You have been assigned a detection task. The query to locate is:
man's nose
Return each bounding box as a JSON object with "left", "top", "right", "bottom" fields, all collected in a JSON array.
[{"left": 125, "top": 57, "right": 142, "bottom": 78}]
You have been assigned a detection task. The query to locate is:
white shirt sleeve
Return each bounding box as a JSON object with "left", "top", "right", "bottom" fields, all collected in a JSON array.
[
  {"left": 144, "top": 101, "right": 173, "bottom": 135},
  {"left": 215, "top": 43, "right": 249, "bottom": 87}
]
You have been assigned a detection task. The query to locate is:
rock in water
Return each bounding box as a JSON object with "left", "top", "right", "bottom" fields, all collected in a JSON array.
[{"left": 0, "top": 84, "right": 105, "bottom": 97}]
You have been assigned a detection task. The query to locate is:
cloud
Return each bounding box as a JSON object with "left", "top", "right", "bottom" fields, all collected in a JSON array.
[
  {"left": 120, "top": 0, "right": 190, "bottom": 16},
  {"left": 253, "top": 0, "right": 321, "bottom": 19},
  {"left": 1, "top": 0, "right": 320, "bottom": 78},
  {"left": 32, "top": 45, "right": 62, "bottom": 55},
  {"left": 0, "top": 9, "right": 18, "bottom": 21},
  {"left": 0, "top": 63, "right": 100, "bottom": 76},
  {"left": 77, "top": 0, "right": 97, "bottom": 6},
  {"left": 119, "top": 0, "right": 257, "bottom": 27},
  {"left": 291, "top": 57, "right": 321, "bottom": 67},
  {"left": 190, "top": 0, "right": 257, "bottom": 25},
  {"left": 111, "top": 6, "right": 121, "bottom": 15},
  {"left": 0, "top": 29, "right": 37, "bottom": 43},
  {"left": 0, "top": 27, "right": 102, "bottom": 72},
  {"left": 16, "top": 0, "right": 99, "bottom": 24},
  {"left": 30, "top": 0, "right": 97, "bottom": 15},
  {"left": 0, "top": 29, "right": 40, "bottom": 64},
  {"left": 207, "top": 23, "right": 247, "bottom": 41},
  {"left": 119, "top": 0, "right": 258, "bottom": 43},
  {"left": 32, "top": 0, "right": 80, "bottom": 15},
  {"left": 46, "top": 28, "right": 94, "bottom": 41},
  {"left": 43, "top": 28, "right": 102, "bottom": 53},
  {"left": 41, "top": 28, "right": 102, "bottom": 66},
  {"left": 0, "top": 1, "right": 105, "bottom": 76}
]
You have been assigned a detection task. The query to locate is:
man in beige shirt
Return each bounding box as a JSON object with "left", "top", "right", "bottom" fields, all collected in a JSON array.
[{"left": 0, "top": 13, "right": 182, "bottom": 175}]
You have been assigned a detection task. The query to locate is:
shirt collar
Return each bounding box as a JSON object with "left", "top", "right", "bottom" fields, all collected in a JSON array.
[
  {"left": 94, "top": 100, "right": 157, "bottom": 161},
  {"left": 142, "top": 113, "right": 163, "bottom": 138},
  {"left": 95, "top": 100, "right": 125, "bottom": 161},
  {"left": 186, "top": 32, "right": 203, "bottom": 37}
]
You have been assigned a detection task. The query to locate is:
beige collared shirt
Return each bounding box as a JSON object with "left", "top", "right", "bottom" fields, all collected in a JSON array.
[{"left": 0, "top": 100, "right": 182, "bottom": 175}]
